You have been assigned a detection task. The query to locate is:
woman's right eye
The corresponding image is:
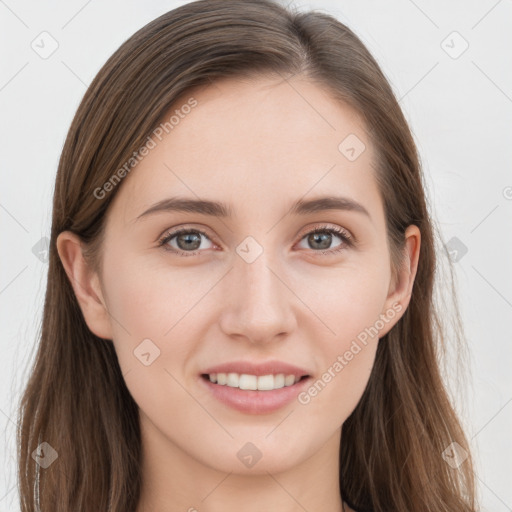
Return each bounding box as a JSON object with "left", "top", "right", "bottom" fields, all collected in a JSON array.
[{"left": 158, "top": 228, "right": 215, "bottom": 256}]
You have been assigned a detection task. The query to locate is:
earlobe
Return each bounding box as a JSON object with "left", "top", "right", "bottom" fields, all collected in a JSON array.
[
  {"left": 379, "top": 225, "right": 421, "bottom": 337},
  {"left": 56, "top": 231, "right": 113, "bottom": 340}
]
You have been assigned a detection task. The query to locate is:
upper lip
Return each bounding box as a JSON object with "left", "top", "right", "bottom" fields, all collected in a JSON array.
[{"left": 201, "top": 360, "right": 311, "bottom": 378}]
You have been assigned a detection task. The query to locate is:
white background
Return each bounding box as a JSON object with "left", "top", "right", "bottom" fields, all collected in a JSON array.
[{"left": 1, "top": 0, "right": 511, "bottom": 510}]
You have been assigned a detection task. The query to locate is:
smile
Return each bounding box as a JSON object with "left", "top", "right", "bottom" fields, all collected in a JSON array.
[{"left": 203, "top": 372, "right": 305, "bottom": 391}]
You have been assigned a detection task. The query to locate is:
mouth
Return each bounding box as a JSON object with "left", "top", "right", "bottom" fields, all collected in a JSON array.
[
  {"left": 201, "top": 372, "right": 310, "bottom": 391},
  {"left": 199, "top": 371, "right": 313, "bottom": 414}
]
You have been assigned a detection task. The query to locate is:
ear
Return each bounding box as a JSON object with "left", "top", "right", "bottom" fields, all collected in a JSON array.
[
  {"left": 56, "top": 231, "right": 113, "bottom": 340},
  {"left": 378, "top": 224, "right": 421, "bottom": 338}
]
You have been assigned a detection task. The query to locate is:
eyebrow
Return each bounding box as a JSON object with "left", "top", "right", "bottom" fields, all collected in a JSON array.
[{"left": 135, "top": 195, "right": 371, "bottom": 221}]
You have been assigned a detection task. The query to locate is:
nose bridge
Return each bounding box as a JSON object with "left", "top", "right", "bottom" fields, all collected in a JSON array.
[
  {"left": 220, "top": 241, "right": 296, "bottom": 342},
  {"left": 241, "top": 252, "right": 279, "bottom": 306}
]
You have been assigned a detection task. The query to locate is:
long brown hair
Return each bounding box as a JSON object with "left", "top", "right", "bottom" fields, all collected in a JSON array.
[{"left": 17, "top": 0, "right": 476, "bottom": 510}]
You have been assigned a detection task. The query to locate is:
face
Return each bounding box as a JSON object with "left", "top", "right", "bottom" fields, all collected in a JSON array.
[{"left": 59, "top": 74, "right": 419, "bottom": 477}]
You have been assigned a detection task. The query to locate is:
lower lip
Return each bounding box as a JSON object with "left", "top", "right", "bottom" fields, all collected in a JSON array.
[{"left": 199, "top": 375, "right": 312, "bottom": 414}]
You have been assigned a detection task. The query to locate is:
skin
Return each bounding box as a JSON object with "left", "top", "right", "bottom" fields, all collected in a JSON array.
[{"left": 57, "top": 74, "right": 420, "bottom": 512}]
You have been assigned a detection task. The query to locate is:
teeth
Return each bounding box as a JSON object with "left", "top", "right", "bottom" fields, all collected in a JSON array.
[
  {"left": 207, "top": 372, "right": 302, "bottom": 391},
  {"left": 284, "top": 374, "right": 295, "bottom": 386}
]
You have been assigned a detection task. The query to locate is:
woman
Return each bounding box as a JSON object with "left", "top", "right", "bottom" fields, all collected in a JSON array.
[{"left": 17, "top": 0, "right": 476, "bottom": 510}]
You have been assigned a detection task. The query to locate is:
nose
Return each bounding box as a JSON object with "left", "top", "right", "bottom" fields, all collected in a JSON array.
[{"left": 218, "top": 250, "right": 297, "bottom": 345}]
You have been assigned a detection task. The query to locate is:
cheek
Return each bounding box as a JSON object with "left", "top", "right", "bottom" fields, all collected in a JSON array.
[
  {"left": 301, "top": 307, "right": 381, "bottom": 425},
  {"left": 294, "top": 266, "right": 388, "bottom": 416},
  {"left": 101, "top": 261, "right": 202, "bottom": 426},
  {"left": 102, "top": 248, "right": 213, "bottom": 338},
  {"left": 99, "top": 249, "right": 200, "bottom": 375},
  {"left": 295, "top": 258, "right": 390, "bottom": 341},
  {"left": 298, "top": 344, "right": 377, "bottom": 431}
]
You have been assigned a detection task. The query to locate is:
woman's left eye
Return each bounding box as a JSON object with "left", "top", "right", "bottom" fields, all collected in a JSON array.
[
  {"left": 158, "top": 225, "right": 353, "bottom": 257},
  {"left": 296, "top": 226, "right": 353, "bottom": 255}
]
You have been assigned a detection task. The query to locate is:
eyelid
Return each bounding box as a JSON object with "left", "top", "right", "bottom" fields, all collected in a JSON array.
[{"left": 295, "top": 223, "right": 353, "bottom": 243}]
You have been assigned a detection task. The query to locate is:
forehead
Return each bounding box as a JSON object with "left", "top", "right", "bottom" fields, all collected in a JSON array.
[{"left": 107, "top": 74, "right": 383, "bottom": 228}]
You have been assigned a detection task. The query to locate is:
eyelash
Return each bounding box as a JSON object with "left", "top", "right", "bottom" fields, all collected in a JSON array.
[{"left": 157, "top": 225, "right": 354, "bottom": 258}]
